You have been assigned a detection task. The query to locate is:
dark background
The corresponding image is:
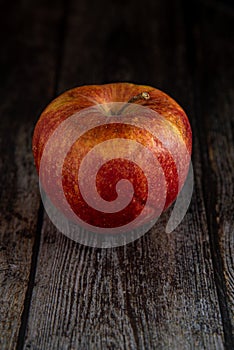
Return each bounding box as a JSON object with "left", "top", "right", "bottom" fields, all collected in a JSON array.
[{"left": 0, "top": 0, "right": 233, "bottom": 349}]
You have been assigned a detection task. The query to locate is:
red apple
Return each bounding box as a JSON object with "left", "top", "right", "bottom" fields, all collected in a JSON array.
[{"left": 32, "top": 82, "right": 192, "bottom": 235}]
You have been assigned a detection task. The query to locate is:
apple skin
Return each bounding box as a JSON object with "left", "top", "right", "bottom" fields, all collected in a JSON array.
[{"left": 32, "top": 82, "right": 192, "bottom": 231}]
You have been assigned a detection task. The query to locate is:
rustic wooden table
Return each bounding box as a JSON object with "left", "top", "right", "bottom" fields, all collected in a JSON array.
[{"left": 0, "top": 0, "right": 233, "bottom": 349}]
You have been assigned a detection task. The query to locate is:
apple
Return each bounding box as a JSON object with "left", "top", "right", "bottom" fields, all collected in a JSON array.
[{"left": 32, "top": 82, "right": 192, "bottom": 235}]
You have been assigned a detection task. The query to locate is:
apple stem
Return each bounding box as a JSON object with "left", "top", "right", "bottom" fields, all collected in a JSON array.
[
  {"left": 128, "top": 92, "right": 150, "bottom": 103},
  {"left": 116, "top": 92, "right": 150, "bottom": 115}
]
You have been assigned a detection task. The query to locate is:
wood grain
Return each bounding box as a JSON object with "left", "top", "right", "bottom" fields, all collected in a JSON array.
[
  {"left": 0, "top": 0, "right": 64, "bottom": 348},
  {"left": 184, "top": 0, "right": 234, "bottom": 346},
  {"left": 23, "top": 0, "right": 229, "bottom": 349}
]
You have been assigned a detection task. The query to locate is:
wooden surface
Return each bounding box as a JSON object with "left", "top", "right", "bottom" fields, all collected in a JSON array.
[{"left": 0, "top": 0, "right": 233, "bottom": 349}]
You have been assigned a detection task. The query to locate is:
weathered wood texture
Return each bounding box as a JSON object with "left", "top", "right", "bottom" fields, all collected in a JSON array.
[
  {"left": 0, "top": 0, "right": 233, "bottom": 349},
  {"left": 0, "top": 0, "right": 64, "bottom": 349},
  {"left": 187, "top": 0, "right": 234, "bottom": 346}
]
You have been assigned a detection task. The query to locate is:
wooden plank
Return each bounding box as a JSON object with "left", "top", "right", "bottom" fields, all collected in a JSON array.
[
  {"left": 24, "top": 0, "right": 226, "bottom": 349},
  {"left": 0, "top": 1, "right": 64, "bottom": 349},
  {"left": 183, "top": 0, "right": 234, "bottom": 347}
]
